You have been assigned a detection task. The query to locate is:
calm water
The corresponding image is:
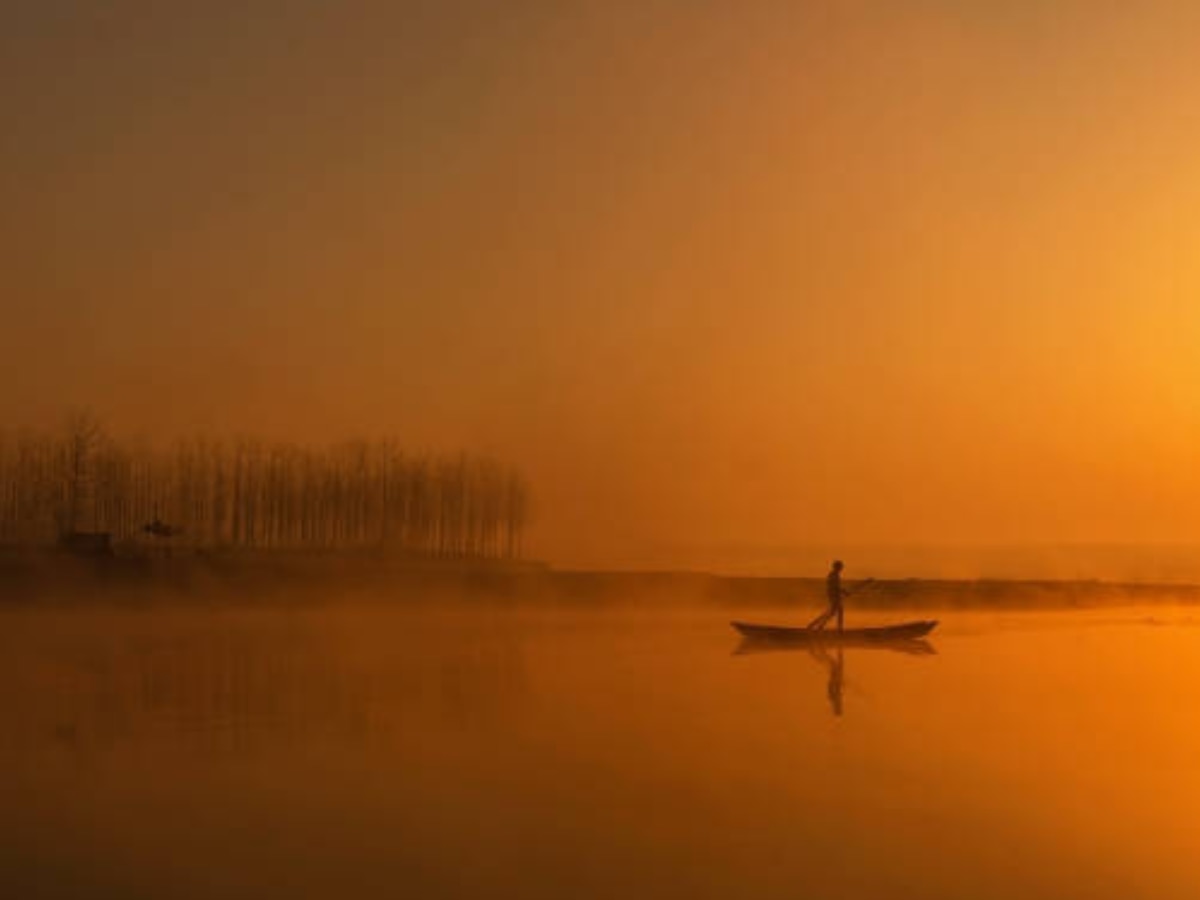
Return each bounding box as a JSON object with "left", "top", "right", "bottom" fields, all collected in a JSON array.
[{"left": 2, "top": 601, "right": 1199, "bottom": 899}]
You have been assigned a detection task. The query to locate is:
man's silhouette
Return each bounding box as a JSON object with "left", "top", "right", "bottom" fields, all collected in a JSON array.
[{"left": 808, "top": 559, "right": 846, "bottom": 632}]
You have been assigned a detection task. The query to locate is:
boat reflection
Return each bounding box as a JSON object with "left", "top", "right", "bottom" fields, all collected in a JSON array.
[
  {"left": 732, "top": 636, "right": 936, "bottom": 657},
  {"left": 732, "top": 625, "right": 937, "bottom": 717}
]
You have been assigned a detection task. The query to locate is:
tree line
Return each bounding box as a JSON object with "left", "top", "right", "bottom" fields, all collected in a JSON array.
[{"left": 0, "top": 417, "right": 530, "bottom": 559}]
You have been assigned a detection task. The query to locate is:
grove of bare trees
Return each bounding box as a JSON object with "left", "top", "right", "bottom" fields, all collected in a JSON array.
[{"left": 0, "top": 418, "right": 530, "bottom": 559}]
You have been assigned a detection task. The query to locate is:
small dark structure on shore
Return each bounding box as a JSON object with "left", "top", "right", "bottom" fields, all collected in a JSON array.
[
  {"left": 58, "top": 532, "right": 114, "bottom": 557},
  {"left": 143, "top": 519, "right": 182, "bottom": 539}
]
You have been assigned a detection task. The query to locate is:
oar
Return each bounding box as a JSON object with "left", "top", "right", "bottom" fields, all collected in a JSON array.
[{"left": 845, "top": 577, "right": 877, "bottom": 597}]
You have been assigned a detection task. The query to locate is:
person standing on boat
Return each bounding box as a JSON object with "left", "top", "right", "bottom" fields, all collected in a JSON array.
[{"left": 808, "top": 559, "right": 846, "bottom": 632}]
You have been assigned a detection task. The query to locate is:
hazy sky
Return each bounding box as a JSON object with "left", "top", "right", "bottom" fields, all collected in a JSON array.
[{"left": 5, "top": 1, "right": 1200, "bottom": 566}]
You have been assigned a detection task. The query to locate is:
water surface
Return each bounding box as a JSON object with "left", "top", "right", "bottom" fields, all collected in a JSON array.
[{"left": 2, "top": 602, "right": 1198, "bottom": 899}]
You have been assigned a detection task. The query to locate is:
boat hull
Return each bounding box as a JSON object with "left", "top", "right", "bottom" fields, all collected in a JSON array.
[{"left": 730, "top": 619, "right": 938, "bottom": 644}]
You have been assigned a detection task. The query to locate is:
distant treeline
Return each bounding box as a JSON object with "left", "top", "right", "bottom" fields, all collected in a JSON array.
[{"left": 0, "top": 416, "right": 530, "bottom": 558}]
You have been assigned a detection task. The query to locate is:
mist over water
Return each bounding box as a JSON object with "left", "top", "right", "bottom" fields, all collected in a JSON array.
[
  {"left": 564, "top": 541, "right": 1200, "bottom": 583},
  {"left": 8, "top": 3, "right": 1200, "bottom": 897},
  {"left": 3, "top": 593, "right": 1199, "bottom": 899}
]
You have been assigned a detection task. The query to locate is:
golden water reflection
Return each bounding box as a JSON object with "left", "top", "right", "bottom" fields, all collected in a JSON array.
[{"left": 1, "top": 604, "right": 1198, "bottom": 899}]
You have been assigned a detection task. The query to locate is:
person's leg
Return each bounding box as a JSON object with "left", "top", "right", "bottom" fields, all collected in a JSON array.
[{"left": 836, "top": 604, "right": 844, "bottom": 632}]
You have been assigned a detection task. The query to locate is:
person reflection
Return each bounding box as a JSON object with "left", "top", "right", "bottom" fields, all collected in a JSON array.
[
  {"left": 827, "top": 646, "right": 844, "bottom": 717},
  {"left": 809, "top": 643, "right": 845, "bottom": 717}
]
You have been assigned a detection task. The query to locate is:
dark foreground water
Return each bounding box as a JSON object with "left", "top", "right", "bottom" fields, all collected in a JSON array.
[{"left": 1, "top": 601, "right": 1198, "bottom": 899}]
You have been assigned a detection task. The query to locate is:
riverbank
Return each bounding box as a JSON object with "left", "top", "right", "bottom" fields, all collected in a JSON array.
[{"left": 3, "top": 547, "right": 1200, "bottom": 608}]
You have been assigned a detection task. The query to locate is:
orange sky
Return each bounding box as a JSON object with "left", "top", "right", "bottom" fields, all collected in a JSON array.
[{"left": 5, "top": 2, "right": 1200, "bottom": 568}]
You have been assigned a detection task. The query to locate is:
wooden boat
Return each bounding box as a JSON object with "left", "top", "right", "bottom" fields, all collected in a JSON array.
[{"left": 730, "top": 619, "right": 938, "bottom": 645}]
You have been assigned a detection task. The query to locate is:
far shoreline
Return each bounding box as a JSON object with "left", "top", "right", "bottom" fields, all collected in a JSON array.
[{"left": 3, "top": 547, "right": 1200, "bottom": 609}]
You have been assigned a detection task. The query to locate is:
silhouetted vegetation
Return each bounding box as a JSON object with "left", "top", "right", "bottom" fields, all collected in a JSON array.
[{"left": 0, "top": 415, "right": 529, "bottom": 559}]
